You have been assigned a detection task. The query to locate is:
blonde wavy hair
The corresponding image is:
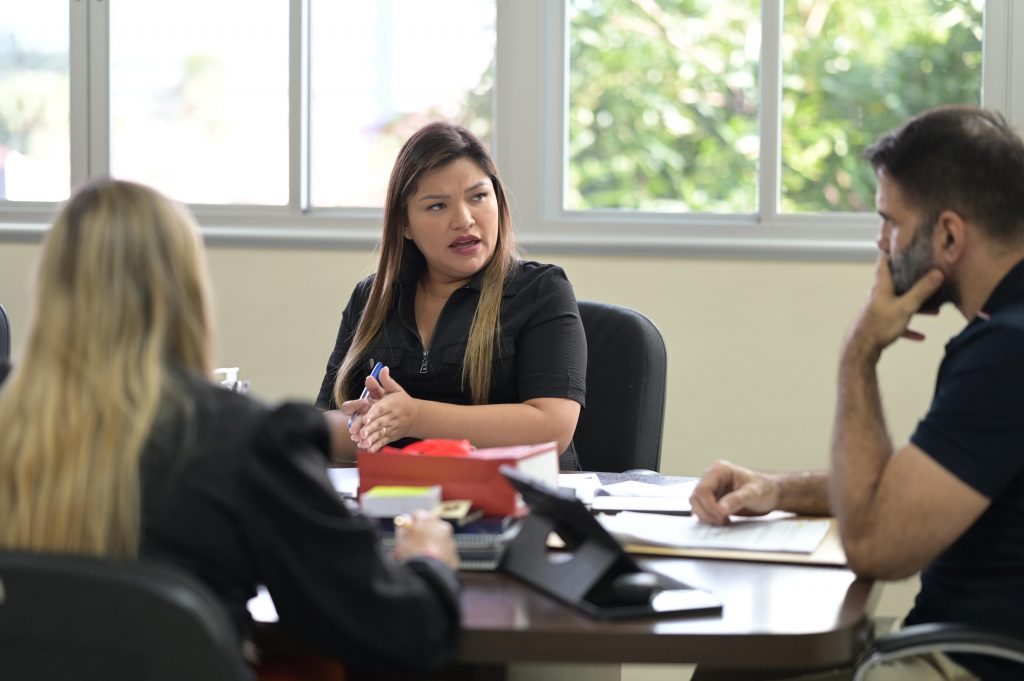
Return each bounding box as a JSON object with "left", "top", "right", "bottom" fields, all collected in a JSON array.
[
  {"left": 0, "top": 179, "right": 213, "bottom": 558},
  {"left": 333, "top": 122, "right": 518, "bottom": 407}
]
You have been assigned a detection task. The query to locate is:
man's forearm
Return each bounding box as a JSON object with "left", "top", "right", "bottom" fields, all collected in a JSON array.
[
  {"left": 771, "top": 469, "right": 831, "bottom": 516},
  {"left": 830, "top": 341, "right": 893, "bottom": 544}
]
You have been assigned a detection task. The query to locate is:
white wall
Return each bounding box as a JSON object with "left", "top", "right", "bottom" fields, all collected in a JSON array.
[{"left": 1, "top": 237, "right": 953, "bottom": 678}]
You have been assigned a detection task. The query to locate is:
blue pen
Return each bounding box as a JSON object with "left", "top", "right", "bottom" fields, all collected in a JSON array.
[{"left": 348, "top": 361, "right": 385, "bottom": 428}]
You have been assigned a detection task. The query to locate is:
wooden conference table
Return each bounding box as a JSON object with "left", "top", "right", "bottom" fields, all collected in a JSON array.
[
  {"left": 283, "top": 551, "right": 875, "bottom": 681},
  {"left": 452, "top": 555, "right": 876, "bottom": 676},
  {"left": 268, "top": 466, "right": 878, "bottom": 678}
]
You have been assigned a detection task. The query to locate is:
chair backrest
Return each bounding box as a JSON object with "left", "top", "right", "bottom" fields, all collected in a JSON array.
[
  {"left": 573, "top": 300, "right": 667, "bottom": 473},
  {"left": 0, "top": 303, "right": 10, "bottom": 362},
  {"left": 0, "top": 551, "right": 251, "bottom": 681}
]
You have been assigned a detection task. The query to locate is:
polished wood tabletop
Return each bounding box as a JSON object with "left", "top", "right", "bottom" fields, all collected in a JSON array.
[
  {"left": 456, "top": 556, "right": 876, "bottom": 671},
  {"left": 307, "top": 466, "right": 877, "bottom": 675}
]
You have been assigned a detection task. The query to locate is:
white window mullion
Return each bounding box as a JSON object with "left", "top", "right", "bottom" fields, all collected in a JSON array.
[
  {"left": 758, "top": 0, "right": 783, "bottom": 225},
  {"left": 495, "top": 0, "right": 547, "bottom": 238},
  {"left": 289, "top": 0, "right": 310, "bottom": 214},
  {"left": 1009, "top": 1, "right": 1024, "bottom": 131},
  {"left": 982, "top": 0, "right": 1009, "bottom": 115},
  {"left": 981, "top": 0, "right": 1024, "bottom": 131},
  {"left": 71, "top": 0, "right": 110, "bottom": 189},
  {"left": 543, "top": 0, "right": 567, "bottom": 223},
  {"left": 87, "top": 0, "right": 109, "bottom": 180},
  {"left": 69, "top": 0, "right": 90, "bottom": 187}
]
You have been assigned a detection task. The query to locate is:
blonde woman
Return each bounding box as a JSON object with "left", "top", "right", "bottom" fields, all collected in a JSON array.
[
  {"left": 316, "top": 122, "right": 587, "bottom": 469},
  {"left": 0, "top": 179, "right": 460, "bottom": 675}
]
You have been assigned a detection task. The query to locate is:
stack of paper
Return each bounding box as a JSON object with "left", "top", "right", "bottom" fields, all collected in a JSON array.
[
  {"left": 557, "top": 473, "right": 697, "bottom": 513},
  {"left": 597, "top": 511, "right": 830, "bottom": 554}
]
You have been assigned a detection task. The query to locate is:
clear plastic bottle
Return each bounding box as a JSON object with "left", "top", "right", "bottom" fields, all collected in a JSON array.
[{"left": 213, "top": 367, "right": 250, "bottom": 395}]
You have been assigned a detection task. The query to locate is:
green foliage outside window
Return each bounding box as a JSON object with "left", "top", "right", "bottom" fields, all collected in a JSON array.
[
  {"left": 569, "top": 0, "right": 760, "bottom": 212},
  {"left": 782, "top": 0, "right": 982, "bottom": 212},
  {"left": 568, "top": 0, "right": 982, "bottom": 214}
]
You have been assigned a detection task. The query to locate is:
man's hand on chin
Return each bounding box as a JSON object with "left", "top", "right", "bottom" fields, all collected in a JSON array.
[{"left": 848, "top": 257, "right": 945, "bottom": 355}]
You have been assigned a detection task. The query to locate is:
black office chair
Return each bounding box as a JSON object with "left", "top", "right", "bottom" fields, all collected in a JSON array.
[
  {"left": 573, "top": 300, "right": 667, "bottom": 473},
  {"left": 854, "top": 623, "right": 1024, "bottom": 680},
  {"left": 0, "top": 302, "right": 10, "bottom": 363},
  {"left": 0, "top": 551, "right": 251, "bottom": 681}
]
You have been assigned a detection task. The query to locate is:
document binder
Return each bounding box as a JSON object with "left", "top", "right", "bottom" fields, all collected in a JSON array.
[{"left": 497, "top": 466, "right": 722, "bottom": 619}]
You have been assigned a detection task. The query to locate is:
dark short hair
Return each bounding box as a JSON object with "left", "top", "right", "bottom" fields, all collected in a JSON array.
[{"left": 865, "top": 105, "right": 1024, "bottom": 244}]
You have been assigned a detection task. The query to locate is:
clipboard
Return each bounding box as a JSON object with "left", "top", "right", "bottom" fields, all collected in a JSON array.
[{"left": 497, "top": 466, "right": 722, "bottom": 619}]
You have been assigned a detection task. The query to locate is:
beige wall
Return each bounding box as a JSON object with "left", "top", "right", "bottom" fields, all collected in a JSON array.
[
  {"left": 1, "top": 237, "right": 949, "bottom": 675},
  {"left": 0, "top": 238, "right": 962, "bottom": 477}
]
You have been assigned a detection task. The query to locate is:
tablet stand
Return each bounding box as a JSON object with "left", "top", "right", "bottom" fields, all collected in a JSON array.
[
  {"left": 500, "top": 511, "right": 639, "bottom": 608},
  {"left": 497, "top": 466, "right": 722, "bottom": 619}
]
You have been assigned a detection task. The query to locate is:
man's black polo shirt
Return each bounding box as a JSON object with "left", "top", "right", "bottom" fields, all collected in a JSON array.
[{"left": 906, "top": 259, "right": 1024, "bottom": 679}]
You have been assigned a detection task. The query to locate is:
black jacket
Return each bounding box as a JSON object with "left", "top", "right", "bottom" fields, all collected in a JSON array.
[{"left": 2, "top": 365, "right": 460, "bottom": 672}]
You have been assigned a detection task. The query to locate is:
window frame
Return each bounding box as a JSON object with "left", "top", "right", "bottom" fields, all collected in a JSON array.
[{"left": 1, "top": 0, "right": 1021, "bottom": 260}]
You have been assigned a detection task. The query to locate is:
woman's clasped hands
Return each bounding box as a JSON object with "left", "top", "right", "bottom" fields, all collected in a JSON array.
[{"left": 341, "top": 366, "right": 420, "bottom": 452}]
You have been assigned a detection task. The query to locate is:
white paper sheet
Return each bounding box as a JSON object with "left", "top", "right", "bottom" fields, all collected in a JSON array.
[
  {"left": 558, "top": 472, "right": 602, "bottom": 503},
  {"left": 596, "top": 479, "right": 698, "bottom": 498},
  {"left": 597, "top": 511, "right": 830, "bottom": 554},
  {"left": 558, "top": 474, "right": 698, "bottom": 508},
  {"left": 591, "top": 495, "right": 692, "bottom": 514}
]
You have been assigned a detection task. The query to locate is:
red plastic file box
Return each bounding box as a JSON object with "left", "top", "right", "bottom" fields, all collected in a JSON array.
[{"left": 357, "top": 441, "right": 559, "bottom": 517}]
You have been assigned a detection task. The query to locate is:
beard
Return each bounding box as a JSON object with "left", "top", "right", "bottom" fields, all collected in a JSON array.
[{"left": 889, "top": 216, "right": 958, "bottom": 312}]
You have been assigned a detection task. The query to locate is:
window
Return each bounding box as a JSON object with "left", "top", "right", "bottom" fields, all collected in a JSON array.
[
  {"left": 566, "top": 0, "right": 983, "bottom": 215},
  {"left": 110, "top": 1, "right": 289, "bottom": 205},
  {"left": 0, "top": 0, "right": 1021, "bottom": 259},
  {"left": 779, "top": 0, "right": 983, "bottom": 213},
  {"left": 568, "top": 0, "right": 761, "bottom": 213},
  {"left": 309, "top": 0, "right": 494, "bottom": 208},
  {"left": 0, "top": 0, "right": 69, "bottom": 202}
]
